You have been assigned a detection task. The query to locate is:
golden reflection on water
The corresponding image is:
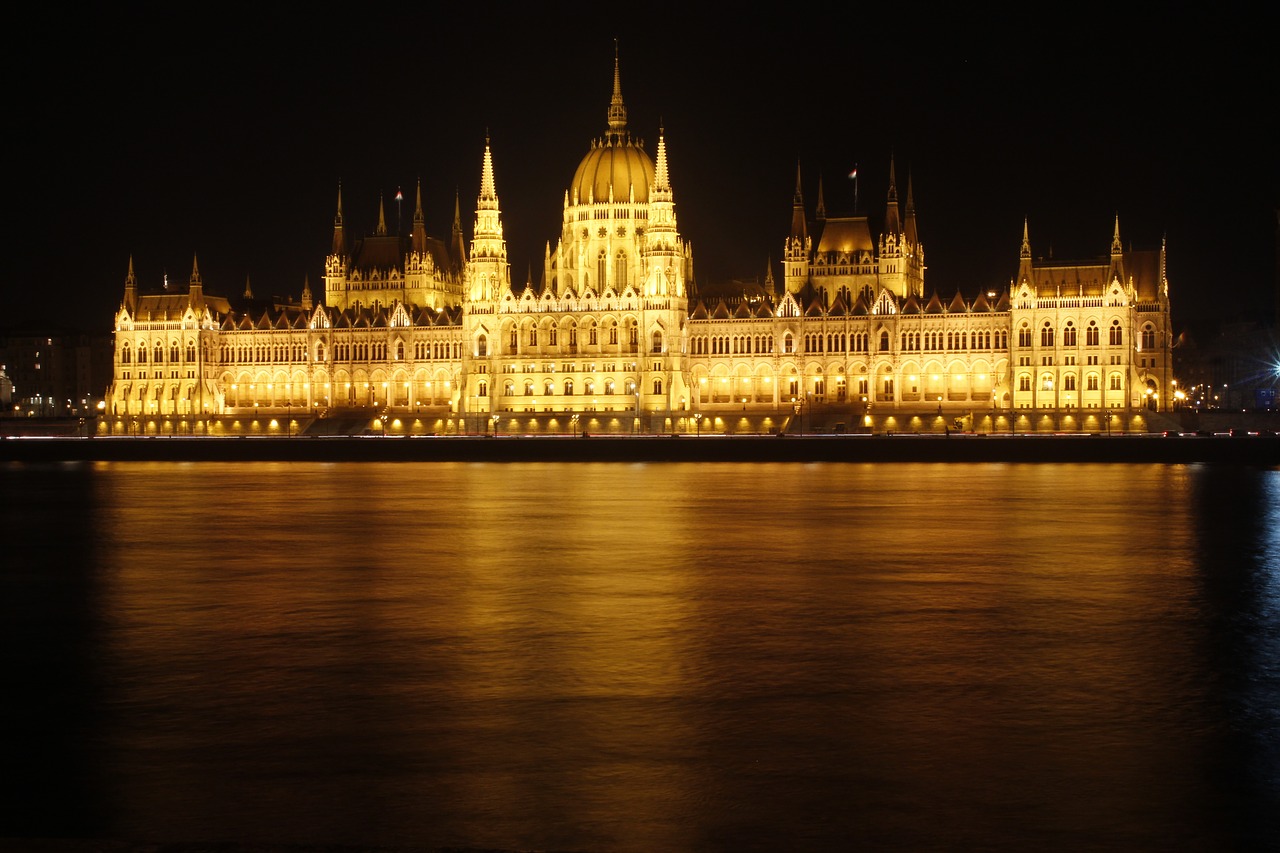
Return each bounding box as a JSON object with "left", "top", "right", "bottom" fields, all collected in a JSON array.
[{"left": 63, "top": 461, "right": 1273, "bottom": 851}]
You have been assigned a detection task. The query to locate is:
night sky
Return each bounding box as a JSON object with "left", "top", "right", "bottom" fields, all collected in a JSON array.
[{"left": 13, "top": 6, "right": 1276, "bottom": 339}]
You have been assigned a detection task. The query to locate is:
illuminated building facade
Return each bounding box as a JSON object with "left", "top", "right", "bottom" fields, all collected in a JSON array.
[{"left": 103, "top": 57, "right": 1173, "bottom": 436}]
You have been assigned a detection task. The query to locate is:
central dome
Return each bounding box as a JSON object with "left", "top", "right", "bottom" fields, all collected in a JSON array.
[{"left": 570, "top": 137, "right": 654, "bottom": 206}]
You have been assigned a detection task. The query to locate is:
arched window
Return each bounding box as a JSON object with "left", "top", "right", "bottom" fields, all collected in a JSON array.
[
  {"left": 1109, "top": 320, "right": 1123, "bottom": 346},
  {"left": 509, "top": 329, "right": 518, "bottom": 349},
  {"left": 137, "top": 345, "right": 147, "bottom": 364},
  {"left": 1086, "top": 321, "right": 1099, "bottom": 346},
  {"left": 1141, "top": 325, "right": 1156, "bottom": 350},
  {"left": 170, "top": 342, "right": 180, "bottom": 362},
  {"left": 396, "top": 341, "right": 405, "bottom": 360},
  {"left": 504, "top": 381, "right": 514, "bottom": 397},
  {"left": 879, "top": 331, "right": 889, "bottom": 351},
  {"left": 597, "top": 250, "right": 608, "bottom": 290},
  {"left": 1063, "top": 322, "right": 1077, "bottom": 347},
  {"left": 652, "top": 331, "right": 663, "bottom": 353},
  {"left": 523, "top": 381, "right": 534, "bottom": 396},
  {"left": 614, "top": 251, "right": 628, "bottom": 290},
  {"left": 1018, "top": 325, "right": 1032, "bottom": 347},
  {"left": 478, "top": 381, "right": 487, "bottom": 397},
  {"left": 1087, "top": 373, "right": 1099, "bottom": 391},
  {"left": 315, "top": 342, "right": 325, "bottom": 363},
  {"left": 1064, "top": 374, "right": 1077, "bottom": 391},
  {"left": 564, "top": 379, "right": 574, "bottom": 396},
  {"left": 1040, "top": 322, "right": 1054, "bottom": 347},
  {"left": 121, "top": 343, "right": 131, "bottom": 364},
  {"left": 154, "top": 344, "right": 164, "bottom": 363},
  {"left": 653, "top": 378, "right": 662, "bottom": 394},
  {"left": 1019, "top": 374, "right": 1031, "bottom": 391},
  {"left": 476, "top": 335, "right": 487, "bottom": 357}
]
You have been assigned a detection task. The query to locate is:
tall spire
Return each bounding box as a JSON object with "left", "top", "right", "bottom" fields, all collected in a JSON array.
[
  {"left": 243, "top": 273, "right": 254, "bottom": 300},
  {"left": 188, "top": 254, "right": 203, "bottom": 306},
  {"left": 816, "top": 176, "right": 826, "bottom": 221},
  {"left": 790, "top": 161, "right": 808, "bottom": 242},
  {"left": 479, "top": 132, "right": 498, "bottom": 205},
  {"left": 607, "top": 39, "right": 627, "bottom": 137},
  {"left": 1111, "top": 213, "right": 1123, "bottom": 254},
  {"left": 653, "top": 123, "right": 670, "bottom": 193},
  {"left": 412, "top": 177, "right": 427, "bottom": 254},
  {"left": 123, "top": 255, "right": 137, "bottom": 313},
  {"left": 884, "top": 155, "right": 901, "bottom": 235},
  {"left": 331, "top": 182, "right": 346, "bottom": 256},
  {"left": 376, "top": 194, "right": 388, "bottom": 236},
  {"left": 301, "top": 275, "right": 313, "bottom": 312}
]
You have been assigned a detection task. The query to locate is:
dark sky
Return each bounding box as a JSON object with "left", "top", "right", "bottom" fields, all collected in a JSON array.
[{"left": 12, "top": 6, "right": 1276, "bottom": 338}]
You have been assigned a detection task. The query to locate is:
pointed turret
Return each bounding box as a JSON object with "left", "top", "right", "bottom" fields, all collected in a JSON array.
[
  {"left": 376, "top": 195, "right": 388, "bottom": 236},
  {"left": 784, "top": 161, "right": 812, "bottom": 295},
  {"left": 1017, "top": 218, "right": 1034, "bottom": 285},
  {"left": 243, "top": 274, "right": 254, "bottom": 301},
  {"left": 883, "top": 156, "right": 901, "bottom": 235},
  {"left": 301, "top": 275, "right": 313, "bottom": 312},
  {"left": 653, "top": 123, "right": 670, "bottom": 194},
  {"left": 123, "top": 255, "right": 138, "bottom": 313},
  {"left": 1108, "top": 214, "right": 1126, "bottom": 288},
  {"left": 466, "top": 135, "right": 509, "bottom": 301},
  {"left": 412, "top": 178, "right": 428, "bottom": 254},
  {"left": 789, "top": 161, "right": 808, "bottom": 244},
  {"left": 188, "top": 253, "right": 203, "bottom": 307},
  {"left": 816, "top": 176, "right": 826, "bottom": 222},
  {"left": 331, "top": 182, "right": 346, "bottom": 256}
]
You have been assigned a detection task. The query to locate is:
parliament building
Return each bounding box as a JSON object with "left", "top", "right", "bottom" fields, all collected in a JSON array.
[{"left": 103, "top": 56, "right": 1174, "bottom": 437}]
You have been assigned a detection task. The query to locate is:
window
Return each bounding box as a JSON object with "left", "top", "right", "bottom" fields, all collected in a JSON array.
[
  {"left": 1019, "top": 374, "right": 1031, "bottom": 392},
  {"left": 1109, "top": 373, "right": 1122, "bottom": 391},
  {"left": 1018, "top": 325, "right": 1032, "bottom": 348},
  {"left": 478, "top": 381, "right": 488, "bottom": 397},
  {"left": 784, "top": 334, "right": 794, "bottom": 354},
  {"left": 477, "top": 336, "right": 487, "bottom": 357},
  {"left": 1141, "top": 326, "right": 1156, "bottom": 350},
  {"left": 121, "top": 343, "right": 131, "bottom": 364},
  {"left": 1086, "top": 321, "right": 1099, "bottom": 346},
  {"left": 1087, "top": 373, "right": 1099, "bottom": 391},
  {"left": 1064, "top": 374, "right": 1077, "bottom": 391},
  {"left": 879, "top": 331, "right": 889, "bottom": 352},
  {"left": 1109, "top": 320, "right": 1122, "bottom": 346},
  {"left": 1063, "top": 323, "right": 1077, "bottom": 347},
  {"left": 652, "top": 331, "right": 663, "bottom": 353},
  {"left": 529, "top": 329, "right": 537, "bottom": 346},
  {"left": 1040, "top": 322, "right": 1054, "bottom": 347},
  {"left": 510, "top": 330, "right": 518, "bottom": 349},
  {"left": 653, "top": 378, "right": 662, "bottom": 394}
]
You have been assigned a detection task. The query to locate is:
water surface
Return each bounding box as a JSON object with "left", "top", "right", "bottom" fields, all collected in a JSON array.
[{"left": 3, "top": 461, "right": 1277, "bottom": 851}]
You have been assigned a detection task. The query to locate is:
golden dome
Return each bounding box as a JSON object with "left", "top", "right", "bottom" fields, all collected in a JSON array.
[{"left": 570, "top": 137, "right": 654, "bottom": 206}]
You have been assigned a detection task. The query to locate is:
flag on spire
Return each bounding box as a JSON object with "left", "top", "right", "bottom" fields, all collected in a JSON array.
[
  {"left": 395, "top": 187, "right": 404, "bottom": 202},
  {"left": 848, "top": 166, "right": 858, "bottom": 180}
]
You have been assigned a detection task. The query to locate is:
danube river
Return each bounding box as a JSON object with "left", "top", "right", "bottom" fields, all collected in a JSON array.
[{"left": 3, "top": 461, "right": 1277, "bottom": 852}]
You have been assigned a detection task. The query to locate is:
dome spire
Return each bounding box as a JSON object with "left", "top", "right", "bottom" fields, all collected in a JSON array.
[{"left": 607, "top": 40, "right": 627, "bottom": 138}]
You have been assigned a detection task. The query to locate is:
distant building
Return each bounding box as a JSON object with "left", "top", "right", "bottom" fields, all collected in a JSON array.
[
  {"left": 0, "top": 329, "right": 111, "bottom": 418},
  {"left": 102, "top": 54, "right": 1173, "bottom": 436}
]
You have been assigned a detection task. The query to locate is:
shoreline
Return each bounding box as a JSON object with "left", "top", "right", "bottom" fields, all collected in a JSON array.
[{"left": 2, "top": 433, "right": 1278, "bottom": 465}]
